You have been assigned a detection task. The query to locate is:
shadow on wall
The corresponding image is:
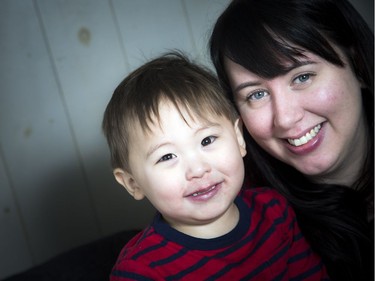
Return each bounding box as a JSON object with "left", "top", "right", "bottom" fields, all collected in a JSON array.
[
  {"left": 11, "top": 148, "right": 155, "bottom": 272},
  {"left": 355, "top": 0, "right": 374, "bottom": 31}
]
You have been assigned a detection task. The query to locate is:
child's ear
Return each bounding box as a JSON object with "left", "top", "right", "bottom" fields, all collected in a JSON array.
[
  {"left": 234, "top": 118, "right": 247, "bottom": 157},
  {"left": 113, "top": 168, "right": 145, "bottom": 200}
]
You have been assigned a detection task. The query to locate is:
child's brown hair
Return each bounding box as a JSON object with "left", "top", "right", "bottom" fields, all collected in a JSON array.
[{"left": 102, "top": 51, "right": 238, "bottom": 171}]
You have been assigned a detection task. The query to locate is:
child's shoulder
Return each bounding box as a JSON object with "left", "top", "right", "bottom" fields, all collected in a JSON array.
[
  {"left": 240, "top": 187, "right": 296, "bottom": 230},
  {"left": 242, "top": 186, "right": 287, "bottom": 202},
  {"left": 123, "top": 229, "right": 148, "bottom": 248},
  {"left": 240, "top": 187, "right": 291, "bottom": 213},
  {"left": 115, "top": 226, "right": 160, "bottom": 260},
  {"left": 111, "top": 227, "right": 165, "bottom": 280}
]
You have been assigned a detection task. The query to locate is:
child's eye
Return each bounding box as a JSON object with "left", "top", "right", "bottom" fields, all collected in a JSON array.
[
  {"left": 157, "top": 153, "right": 176, "bottom": 163},
  {"left": 293, "top": 73, "right": 312, "bottom": 84},
  {"left": 201, "top": 136, "right": 217, "bottom": 146},
  {"left": 247, "top": 90, "right": 269, "bottom": 101}
]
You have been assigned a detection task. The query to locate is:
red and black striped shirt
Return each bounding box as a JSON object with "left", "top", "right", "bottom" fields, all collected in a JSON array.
[{"left": 110, "top": 188, "right": 329, "bottom": 280}]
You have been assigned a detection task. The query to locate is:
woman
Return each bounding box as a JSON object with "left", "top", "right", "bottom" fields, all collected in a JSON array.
[{"left": 209, "top": 0, "right": 373, "bottom": 280}]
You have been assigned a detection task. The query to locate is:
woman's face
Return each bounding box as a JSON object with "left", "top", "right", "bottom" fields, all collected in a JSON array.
[{"left": 224, "top": 51, "right": 367, "bottom": 185}]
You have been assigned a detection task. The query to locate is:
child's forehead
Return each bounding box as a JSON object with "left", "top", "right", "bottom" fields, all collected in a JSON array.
[
  {"left": 155, "top": 101, "right": 221, "bottom": 126},
  {"left": 132, "top": 101, "right": 225, "bottom": 134},
  {"left": 128, "top": 107, "right": 218, "bottom": 145}
]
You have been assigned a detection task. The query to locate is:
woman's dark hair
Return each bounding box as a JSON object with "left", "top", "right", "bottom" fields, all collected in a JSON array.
[{"left": 210, "top": 0, "right": 374, "bottom": 280}]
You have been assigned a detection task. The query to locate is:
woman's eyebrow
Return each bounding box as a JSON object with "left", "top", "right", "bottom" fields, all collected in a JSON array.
[
  {"left": 233, "top": 60, "right": 317, "bottom": 93},
  {"left": 285, "top": 60, "right": 317, "bottom": 72},
  {"left": 233, "top": 81, "right": 261, "bottom": 94}
]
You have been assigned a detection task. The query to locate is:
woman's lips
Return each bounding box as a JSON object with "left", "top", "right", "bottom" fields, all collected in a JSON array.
[
  {"left": 285, "top": 123, "right": 324, "bottom": 155},
  {"left": 287, "top": 124, "right": 322, "bottom": 147}
]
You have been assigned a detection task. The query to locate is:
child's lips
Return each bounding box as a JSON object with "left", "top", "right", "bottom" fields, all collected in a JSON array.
[
  {"left": 190, "top": 185, "right": 216, "bottom": 197},
  {"left": 185, "top": 181, "right": 223, "bottom": 198}
]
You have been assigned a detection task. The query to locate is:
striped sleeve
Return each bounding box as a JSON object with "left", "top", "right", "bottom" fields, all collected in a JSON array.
[
  {"left": 264, "top": 189, "right": 329, "bottom": 280},
  {"left": 111, "top": 260, "right": 162, "bottom": 281},
  {"left": 109, "top": 229, "right": 167, "bottom": 280}
]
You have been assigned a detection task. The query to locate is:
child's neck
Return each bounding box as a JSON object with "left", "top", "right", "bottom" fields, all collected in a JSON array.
[{"left": 171, "top": 203, "right": 240, "bottom": 239}]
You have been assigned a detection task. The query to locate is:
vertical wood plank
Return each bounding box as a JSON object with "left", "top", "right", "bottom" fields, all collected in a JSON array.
[
  {"left": 36, "top": 0, "right": 156, "bottom": 236},
  {"left": 183, "top": 0, "right": 231, "bottom": 67},
  {"left": 349, "top": 0, "right": 373, "bottom": 30},
  {"left": 0, "top": 149, "right": 33, "bottom": 279},
  {"left": 0, "top": 0, "right": 100, "bottom": 268},
  {"left": 111, "top": 0, "right": 196, "bottom": 69}
]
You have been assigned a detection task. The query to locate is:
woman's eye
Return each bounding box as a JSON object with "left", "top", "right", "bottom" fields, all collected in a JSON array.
[
  {"left": 157, "top": 153, "right": 176, "bottom": 163},
  {"left": 201, "top": 136, "right": 217, "bottom": 146},
  {"left": 247, "top": 90, "right": 268, "bottom": 101},
  {"left": 294, "top": 73, "right": 311, "bottom": 84}
]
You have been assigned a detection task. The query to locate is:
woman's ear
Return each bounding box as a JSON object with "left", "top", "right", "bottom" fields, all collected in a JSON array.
[
  {"left": 113, "top": 168, "right": 145, "bottom": 200},
  {"left": 234, "top": 118, "right": 247, "bottom": 157}
]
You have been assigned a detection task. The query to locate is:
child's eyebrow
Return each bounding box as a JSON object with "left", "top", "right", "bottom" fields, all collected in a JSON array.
[
  {"left": 146, "top": 141, "right": 170, "bottom": 158},
  {"left": 145, "top": 122, "right": 223, "bottom": 158},
  {"left": 194, "top": 122, "right": 222, "bottom": 134},
  {"left": 189, "top": 117, "right": 222, "bottom": 134}
]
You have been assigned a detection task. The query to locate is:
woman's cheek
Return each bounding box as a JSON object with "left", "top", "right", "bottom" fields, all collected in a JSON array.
[{"left": 241, "top": 109, "right": 271, "bottom": 140}]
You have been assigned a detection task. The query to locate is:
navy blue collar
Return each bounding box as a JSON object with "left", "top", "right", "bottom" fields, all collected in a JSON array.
[{"left": 152, "top": 195, "right": 250, "bottom": 250}]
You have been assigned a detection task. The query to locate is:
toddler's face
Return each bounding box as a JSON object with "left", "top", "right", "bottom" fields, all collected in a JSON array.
[{"left": 119, "top": 102, "right": 246, "bottom": 236}]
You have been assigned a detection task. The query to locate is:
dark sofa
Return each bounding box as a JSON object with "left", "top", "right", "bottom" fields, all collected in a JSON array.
[{"left": 2, "top": 230, "right": 139, "bottom": 281}]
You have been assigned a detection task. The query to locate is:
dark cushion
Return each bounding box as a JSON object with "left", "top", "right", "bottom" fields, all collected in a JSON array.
[{"left": 3, "top": 230, "right": 139, "bottom": 281}]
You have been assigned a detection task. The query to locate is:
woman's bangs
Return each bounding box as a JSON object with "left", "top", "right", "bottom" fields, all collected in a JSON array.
[{"left": 225, "top": 27, "right": 302, "bottom": 79}]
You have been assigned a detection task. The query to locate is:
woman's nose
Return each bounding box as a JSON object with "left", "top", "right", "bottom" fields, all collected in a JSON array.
[
  {"left": 185, "top": 155, "right": 211, "bottom": 180},
  {"left": 272, "top": 92, "right": 304, "bottom": 130}
]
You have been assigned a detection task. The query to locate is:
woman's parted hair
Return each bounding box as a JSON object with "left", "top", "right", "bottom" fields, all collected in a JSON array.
[
  {"left": 210, "top": 0, "right": 373, "bottom": 93},
  {"left": 210, "top": 0, "right": 374, "bottom": 193},
  {"left": 102, "top": 52, "right": 238, "bottom": 171},
  {"left": 209, "top": 1, "right": 374, "bottom": 280}
]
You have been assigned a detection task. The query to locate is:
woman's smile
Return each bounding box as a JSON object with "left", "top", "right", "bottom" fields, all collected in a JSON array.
[{"left": 287, "top": 124, "right": 322, "bottom": 147}]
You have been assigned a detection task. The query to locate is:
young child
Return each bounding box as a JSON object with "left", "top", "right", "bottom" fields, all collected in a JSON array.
[{"left": 102, "top": 52, "right": 329, "bottom": 280}]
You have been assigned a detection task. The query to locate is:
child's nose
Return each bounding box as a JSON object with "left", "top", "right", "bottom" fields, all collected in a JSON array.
[{"left": 185, "top": 156, "right": 211, "bottom": 180}]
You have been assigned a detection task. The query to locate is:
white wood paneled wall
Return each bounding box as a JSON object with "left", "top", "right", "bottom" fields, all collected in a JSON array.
[
  {"left": 0, "top": 0, "right": 231, "bottom": 278},
  {"left": 0, "top": 0, "right": 372, "bottom": 279}
]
